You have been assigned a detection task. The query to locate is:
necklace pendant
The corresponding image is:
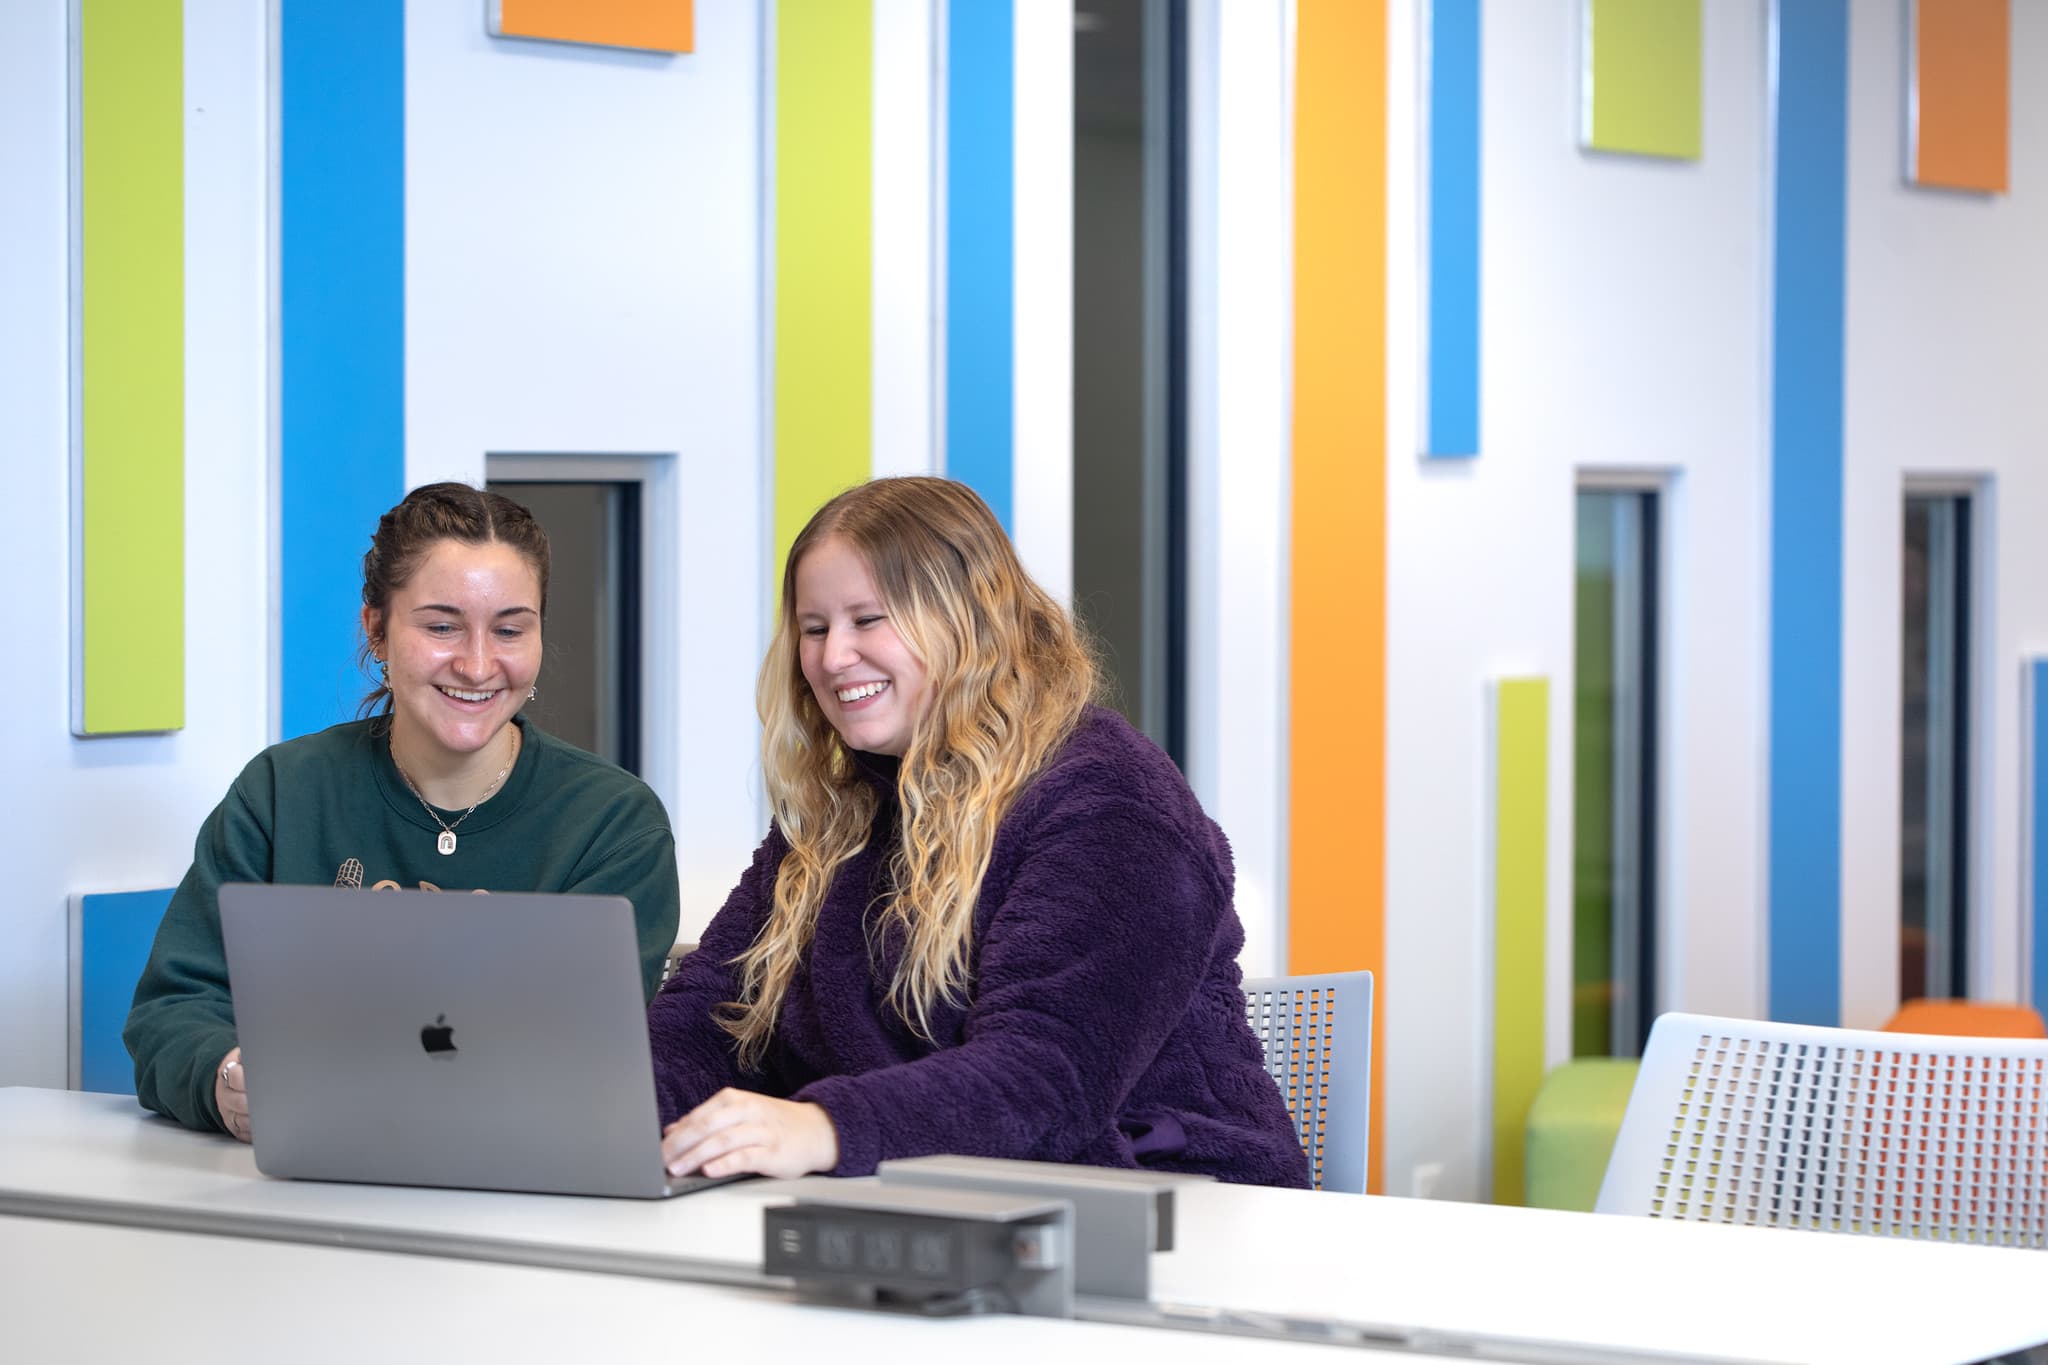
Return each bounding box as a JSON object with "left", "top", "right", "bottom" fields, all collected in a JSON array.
[{"left": 437, "top": 831, "right": 458, "bottom": 856}]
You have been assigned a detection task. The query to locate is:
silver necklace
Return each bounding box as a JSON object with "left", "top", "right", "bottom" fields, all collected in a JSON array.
[{"left": 392, "top": 729, "right": 519, "bottom": 856}]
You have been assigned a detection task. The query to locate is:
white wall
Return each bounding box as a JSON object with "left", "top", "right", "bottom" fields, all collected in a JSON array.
[
  {"left": 1393, "top": 0, "right": 1772, "bottom": 1201},
  {"left": 1193, "top": 0, "right": 1776, "bottom": 1199},
  {"left": 871, "top": 0, "right": 939, "bottom": 481},
  {"left": 1369, "top": 0, "right": 2048, "bottom": 1201},
  {"left": 404, "top": 0, "right": 769, "bottom": 937},
  {"left": 1840, "top": 0, "right": 2048, "bottom": 1028},
  {"left": 0, "top": 0, "right": 271, "bottom": 1087},
  {"left": 1186, "top": 0, "right": 1293, "bottom": 978},
  {"left": 1011, "top": 0, "right": 1076, "bottom": 604},
  {"left": 1366, "top": 0, "right": 2048, "bottom": 1200},
  {"left": 0, "top": 0, "right": 776, "bottom": 1096}
]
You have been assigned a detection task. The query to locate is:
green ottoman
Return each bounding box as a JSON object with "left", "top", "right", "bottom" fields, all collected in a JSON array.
[{"left": 1524, "top": 1058, "right": 1640, "bottom": 1211}]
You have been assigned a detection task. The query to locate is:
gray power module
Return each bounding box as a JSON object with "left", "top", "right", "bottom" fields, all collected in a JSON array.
[{"left": 763, "top": 1183, "right": 1074, "bottom": 1316}]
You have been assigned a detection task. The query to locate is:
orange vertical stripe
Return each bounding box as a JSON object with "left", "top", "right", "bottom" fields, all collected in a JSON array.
[
  {"left": 1913, "top": 0, "right": 2008, "bottom": 192},
  {"left": 1291, "top": 0, "right": 1387, "bottom": 1194}
]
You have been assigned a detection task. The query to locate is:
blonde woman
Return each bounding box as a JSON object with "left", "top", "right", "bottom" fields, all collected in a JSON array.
[{"left": 650, "top": 478, "right": 1306, "bottom": 1187}]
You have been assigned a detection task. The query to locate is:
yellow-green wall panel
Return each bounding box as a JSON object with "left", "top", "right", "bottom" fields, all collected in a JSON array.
[
  {"left": 76, "top": 0, "right": 185, "bottom": 734},
  {"left": 773, "top": 0, "right": 872, "bottom": 584},
  {"left": 1583, "top": 0, "right": 1702, "bottom": 160},
  {"left": 1492, "top": 677, "right": 1550, "bottom": 1203}
]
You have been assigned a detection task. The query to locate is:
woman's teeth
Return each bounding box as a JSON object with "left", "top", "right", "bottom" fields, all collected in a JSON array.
[
  {"left": 836, "top": 681, "right": 889, "bottom": 703},
  {"left": 438, "top": 686, "right": 497, "bottom": 703}
]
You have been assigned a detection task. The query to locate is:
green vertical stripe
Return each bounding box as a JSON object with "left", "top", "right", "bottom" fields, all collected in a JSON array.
[
  {"left": 1585, "top": 0, "right": 1702, "bottom": 160},
  {"left": 79, "top": 0, "right": 184, "bottom": 734},
  {"left": 774, "top": 0, "right": 872, "bottom": 584},
  {"left": 1493, "top": 677, "right": 1549, "bottom": 1204}
]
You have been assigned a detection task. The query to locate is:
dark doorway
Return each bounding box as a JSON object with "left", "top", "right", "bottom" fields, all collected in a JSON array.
[
  {"left": 1073, "top": 0, "right": 1189, "bottom": 763},
  {"left": 487, "top": 480, "right": 643, "bottom": 775}
]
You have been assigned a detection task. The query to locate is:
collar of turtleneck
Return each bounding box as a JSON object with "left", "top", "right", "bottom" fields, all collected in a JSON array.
[{"left": 846, "top": 746, "right": 901, "bottom": 794}]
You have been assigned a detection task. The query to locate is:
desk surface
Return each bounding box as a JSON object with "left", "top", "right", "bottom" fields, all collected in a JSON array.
[
  {"left": 4, "top": 1088, "right": 2045, "bottom": 1365},
  {"left": 0, "top": 1214, "right": 1352, "bottom": 1365}
]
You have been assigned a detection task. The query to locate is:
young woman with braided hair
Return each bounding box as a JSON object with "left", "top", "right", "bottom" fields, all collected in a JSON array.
[{"left": 126, "top": 482, "right": 680, "bottom": 1140}]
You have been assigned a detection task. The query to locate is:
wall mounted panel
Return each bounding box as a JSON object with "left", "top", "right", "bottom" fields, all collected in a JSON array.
[
  {"left": 1581, "top": 0, "right": 1702, "bottom": 160},
  {"left": 1907, "top": 0, "right": 2009, "bottom": 193},
  {"left": 488, "top": 0, "right": 694, "bottom": 54},
  {"left": 944, "top": 0, "right": 1014, "bottom": 531},
  {"left": 2030, "top": 660, "right": 2048, "bottom": 1012},
  {"left": 69, "top": 889, "right": 175, "bottom": 1095},
  {"left": 1766, "top": 0, "right": 1848, "bottom": 1025},
  {"left": 1424, "top": 0, "right": 1479, "bottom": 458},
  {"left": 1491, "top": 677, "right": 1549, "bottom": 1205},
  {"left": 279, "top": 0, "right": 407, "bottom": 738},
  {"left": 1290, "top": 0, "right": 1387, "bottom": 1193},
  {"left": 72, "top": 0, "right": 185, "bottom": 736},
  {"left": 774, "top": 0, "right": 873, "bottom": 575}
]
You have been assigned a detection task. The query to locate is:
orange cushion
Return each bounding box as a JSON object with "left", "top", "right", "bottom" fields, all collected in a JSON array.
[{"left": 1883, "top": 999, "right": 2048, "bottom": 1039}]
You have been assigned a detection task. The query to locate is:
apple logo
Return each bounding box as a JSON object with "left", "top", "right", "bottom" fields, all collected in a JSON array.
[{"left": 420, "top": 1014, "right": 458, "bottom": 1058}]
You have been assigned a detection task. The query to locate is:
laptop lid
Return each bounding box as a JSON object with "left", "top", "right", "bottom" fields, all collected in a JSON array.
[{"left": 219, "top": 884, "right": 684, "bottom": 1199}]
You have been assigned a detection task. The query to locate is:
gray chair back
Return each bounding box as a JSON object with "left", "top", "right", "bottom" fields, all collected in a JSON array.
[{"left": 1241, "top": 970, "right": 1373, "bottom": 1193}]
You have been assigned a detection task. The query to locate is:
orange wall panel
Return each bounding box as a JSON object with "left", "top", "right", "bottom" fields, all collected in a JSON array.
[
  {"left": 1911, "top": 0, "right": 2008, "bottom": 192},
  {"left": 492, "top": 0, "right": 693, "bottom": 55},
  {"left": 1291, "top": 0, "right": 1387, "bottom": 1193}
]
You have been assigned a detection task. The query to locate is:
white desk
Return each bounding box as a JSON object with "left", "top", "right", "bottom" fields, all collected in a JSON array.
[
  {"left": 3, "top": 1088, "right": 2044, "bottom": 1365},
  {"left": 1154, "top": 1180, "right": 2048, "bottom": 1364},
  {"left": 0, "top": 1215, "right": 1348, "bottom": 1364},
  {"left": 0, "top": 1088, "right": 777, "bottom": 1280}
]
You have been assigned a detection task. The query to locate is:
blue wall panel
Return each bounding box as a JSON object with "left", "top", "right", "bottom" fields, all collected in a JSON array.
[
  {"left": 280, "top": 1, "right": 407, "bottom": 738},
  {"left": 1426, "top": 0, "right": 1480, "bottom": 458},
  {"left": 1766, "top": 0, "right": 1848, "bottom": 1026},
  {"left": 2033, "top": 662, "right": 2048, "bottom": 1013},
  {"left": 76, "top": 888, "right": 175, "bottom": 1095},
  {"left": 944, "top": 0, "right": 1013, "bottom": 530}
]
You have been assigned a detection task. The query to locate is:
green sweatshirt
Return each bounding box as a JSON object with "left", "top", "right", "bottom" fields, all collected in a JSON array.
[{"left": 124, "top": 715, "right": 680, "bottom": 1133}]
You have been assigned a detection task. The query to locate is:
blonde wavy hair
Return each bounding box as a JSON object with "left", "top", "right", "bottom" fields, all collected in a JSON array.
[{"left": 720, "top": 477, "right": 1097, "bottom": 1068}]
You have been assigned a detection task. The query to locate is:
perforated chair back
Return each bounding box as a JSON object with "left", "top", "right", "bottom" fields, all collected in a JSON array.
[
  {"left": 1597, "top": 1011, "right": 2048, "bottom": 1249},
  {"left": 659, "top": 941, "right": 697, "bottom": 986},
  {"left": 1241, "top": 971, "right": 1372, "bottom": 1193}
]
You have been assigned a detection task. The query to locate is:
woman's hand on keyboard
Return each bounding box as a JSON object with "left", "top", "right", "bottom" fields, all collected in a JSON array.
[{"left": 661, "top": 1089, "right": 839, "bottom": 1180}]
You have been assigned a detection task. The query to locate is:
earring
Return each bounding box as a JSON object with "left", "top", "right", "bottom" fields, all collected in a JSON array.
[
  {"left": 379, "top": 659, "right": 390, "bottom": 687},
  {"left": 527, "top": 684, "right": 538, "bottom": 702}
]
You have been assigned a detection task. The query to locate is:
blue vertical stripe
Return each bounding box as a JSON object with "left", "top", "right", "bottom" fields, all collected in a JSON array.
[
  {"left": 2032, "top": 662, "right": 2048, "bottom": 1012},
  {"left": 280, "top": 1, "right": 406, "bottom": 739},
  {"left": 1767, "top": 0, "right": 1848, "bottom": 1026},
  {"left": 944, "top": 0, "right": 1013, "bottom": 531},
  {"left": 1426, "top": 0, "right": 1480, "bottom": 458}
]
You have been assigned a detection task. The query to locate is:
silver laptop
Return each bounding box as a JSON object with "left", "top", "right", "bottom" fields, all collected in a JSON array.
[{"left": 218, "top": 884, "right": 728, "bottom": 1199}]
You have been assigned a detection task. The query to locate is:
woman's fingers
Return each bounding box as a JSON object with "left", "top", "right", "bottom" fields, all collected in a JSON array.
[
  {"left": 215, "top": 1047, "right": 252, "bottom": 1144},
  {"left": 676, "top": 1123, "right": 768, "bottom": 1178},
  {"left": 661, "top": 1090, "right": 836, "bottom": 1179},
  {"left": 661, "top": 1088, "right": 746, "bottom": 1171}
]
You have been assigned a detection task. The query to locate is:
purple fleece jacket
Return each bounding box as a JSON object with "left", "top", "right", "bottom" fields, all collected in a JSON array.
[{"left": 648, "top": 706, "right": 1310, "bottom": 1188}]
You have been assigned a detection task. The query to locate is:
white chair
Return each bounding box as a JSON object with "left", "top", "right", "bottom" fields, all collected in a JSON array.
[
  {"left": 1241, "top": 971, "right": 1373, "bottom": 1193},
  {"left": 1597, "top": 1011, "right": 2048, "bottom": 1249}
]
